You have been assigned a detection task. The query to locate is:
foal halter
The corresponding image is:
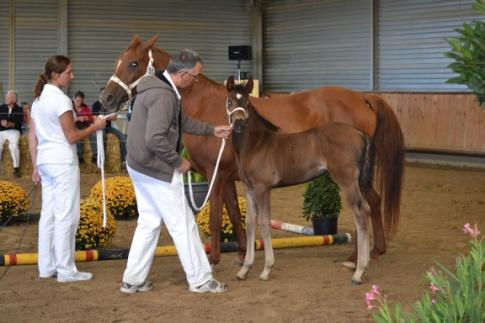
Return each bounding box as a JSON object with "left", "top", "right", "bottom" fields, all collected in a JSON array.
[
  {"left": 226, "top": 97, "right": 249, "bottom": 126},
  {"left": 108, "top": 49, "right": 155, "bottom": 102}
]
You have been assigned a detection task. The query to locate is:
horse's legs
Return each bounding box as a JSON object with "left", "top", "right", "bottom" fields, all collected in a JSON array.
[
  {"left": 257, "top": 190, "right": 274, "bottom": 281},
  {"left": 208, "top": 176, "right": 224, "bottom": 265},
  {"left": 344, "top": 186, "right": 385, "bottom": 268},
  {"left": 237, "top": 191, "right": 257, "bottom": 280},
  {"left": 341, "top": 184, "right": 370, "bottom": 285},
  {"left": 223, "top": 180, "right": 247, "bottom": 265}
]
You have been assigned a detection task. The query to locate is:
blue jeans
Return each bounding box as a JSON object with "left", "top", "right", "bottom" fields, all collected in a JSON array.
[{"left": 76, "top": 133, "right": 97, "bottom": 161}]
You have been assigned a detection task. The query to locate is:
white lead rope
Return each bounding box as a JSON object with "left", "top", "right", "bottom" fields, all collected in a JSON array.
[
  {"left": 96, "top": 113, "right": 116, "bottom": 228},
  {"left": 184, "top": 137, "right": 227, "bottom": 212},
  {"left": 96, "top": 128, "right": 107, "bottom": 228}
]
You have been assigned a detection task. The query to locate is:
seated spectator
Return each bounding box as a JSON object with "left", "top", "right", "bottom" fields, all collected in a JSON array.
[
  {"left": 92, "top": 87, "right": 127, "bottom": 170},
  {"left": 0, "top": 91, "right": 23, "bottom": 177},
  {"left": 73, "top": 90, "right": 97, "bottom": 165},
  {"left": 21, "top": 101, "right": 31, "bottom": 133}
]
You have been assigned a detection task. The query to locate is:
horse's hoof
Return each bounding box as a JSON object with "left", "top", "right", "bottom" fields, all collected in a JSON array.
[
  {"left": 370, "top": 248, "right": 386, "bottom": 259},
  {"left": 259, "top": 274, "right": 270, "bottom": 281},
  {"left": 232, "top": 258, "right": 244, "bottom": 267},
  {"left": 236, "top": 273, "right": 247, "bottom": 281},
  {"left": 351, "top": 279, "right": 362, "bottom": 286},
  {"left": 341, "top": 261, "right": 356, "bottom": 270}
]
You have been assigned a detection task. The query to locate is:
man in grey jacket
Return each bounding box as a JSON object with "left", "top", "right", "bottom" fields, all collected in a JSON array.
[{"left": 121, "top": 49, "right": 231, "bottom": 294}]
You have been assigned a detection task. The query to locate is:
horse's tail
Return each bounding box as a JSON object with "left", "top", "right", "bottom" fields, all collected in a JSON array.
[{"left": 366, "top": 94, "right": 405, "bottom": 237}]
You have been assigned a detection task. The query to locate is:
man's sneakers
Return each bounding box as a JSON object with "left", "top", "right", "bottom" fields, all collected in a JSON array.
[
  {"left": 189, "top": 279, "right": 227, "bottom": 294},
  {"left": 120, "top": 280, "right": 153, "bottom": 294},
  {"left": 57, "top": 271, "right": 93, "bottom": 283}
]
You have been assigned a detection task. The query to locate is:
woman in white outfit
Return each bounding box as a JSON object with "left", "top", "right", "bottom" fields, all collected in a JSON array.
[{"left": 28, "top": 55, "right": 112, "bottom": 283}]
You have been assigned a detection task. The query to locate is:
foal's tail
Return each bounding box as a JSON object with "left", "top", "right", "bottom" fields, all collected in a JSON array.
[{"left": 366, "top": 94, "right": 405, "bottom": 237}]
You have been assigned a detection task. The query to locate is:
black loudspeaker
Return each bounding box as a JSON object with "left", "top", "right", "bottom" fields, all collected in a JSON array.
[{"left": 228, "top": 45, "right": 252, "bottom": 61}]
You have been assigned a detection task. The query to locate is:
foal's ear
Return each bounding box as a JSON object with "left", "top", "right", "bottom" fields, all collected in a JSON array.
[
  {"left": 245, "top": 78, "right": 254, "bottom": 94},
  {"left": 226, "top": 76, "right": 235, "bottom": 92},
  {"left": 139, "top": 34, "right": 159, "bottom": 53}
]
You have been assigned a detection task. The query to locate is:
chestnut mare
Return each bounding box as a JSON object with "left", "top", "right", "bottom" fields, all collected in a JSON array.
[
  {"left": 101, "top": 35, "right": 405, "bottom": 268},
  {"left": 226, "top": 76, "right": 374, "bottom": 284}
]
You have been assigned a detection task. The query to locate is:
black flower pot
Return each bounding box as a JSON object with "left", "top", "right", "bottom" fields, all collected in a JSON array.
[
  {"left": 312, "top": 217, "right": 338, "bottom": 235},
  {"left": 184, "top": 182, "right": 209, "bottom": 214}
]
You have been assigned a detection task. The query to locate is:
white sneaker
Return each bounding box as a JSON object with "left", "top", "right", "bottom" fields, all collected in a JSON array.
[
  {"left": 120, "top": 280, "right": 153, "bottom": 294},
  {"left": 57, "top": 271, "right": 93, "bottom": 283},
  {"left": 39, "top": 272, "right": 57, "bottom": 279},
  {"left": 189, "top": 279, "right": 227, "bottom": 293}
]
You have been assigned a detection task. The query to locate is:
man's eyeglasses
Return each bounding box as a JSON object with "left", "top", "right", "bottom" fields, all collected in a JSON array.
[{"left": 184, "top": 72, "right": 200, "bottom": 81}]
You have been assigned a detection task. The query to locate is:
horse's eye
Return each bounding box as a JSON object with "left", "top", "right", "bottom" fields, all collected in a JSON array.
[
  {"left": 129, "top": 61, "right": 138, "bottom": 69},
  {"left": 227, "top": 100, "right": 233, "bottom": 107}
]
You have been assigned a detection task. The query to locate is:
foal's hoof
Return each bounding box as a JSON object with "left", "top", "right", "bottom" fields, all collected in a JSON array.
[
  {"left": 351, "top": 279, "right": 362, "bottom": 286},
  {"left": 259, "top": 273, "right": 270, "bottom": 281},
  {"left": 341, "top": 261, "right": 356, "bottom": 270},
  {"left": 236, "top": 273, "right": 247, "bottom": 281}
]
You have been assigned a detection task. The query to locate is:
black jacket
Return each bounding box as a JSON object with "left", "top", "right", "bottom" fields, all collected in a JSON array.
[{"left": 0, "top": 103, "right": 23, "bottom": 133}]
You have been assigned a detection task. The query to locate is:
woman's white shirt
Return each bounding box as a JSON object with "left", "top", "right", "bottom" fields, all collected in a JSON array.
[{"left": 31, "top": 84, "right": 77, "bottom": 165}]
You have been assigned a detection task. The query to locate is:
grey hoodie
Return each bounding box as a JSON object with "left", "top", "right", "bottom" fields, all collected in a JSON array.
[{"left": 126, "top": 74, "right": 214, "bottom": 182}]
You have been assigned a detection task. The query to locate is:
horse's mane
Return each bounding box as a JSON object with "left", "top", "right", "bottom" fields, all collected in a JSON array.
[{"left": 248, "top": 102, "right": 280, "bottom": 132}]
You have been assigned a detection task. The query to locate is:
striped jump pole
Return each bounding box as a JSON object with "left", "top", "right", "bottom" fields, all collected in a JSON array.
[
  {"left": 271, "top": 219, "right": 314, "bottom": 235},
  {"left": 0, "top": 233, "right": 351, "bottom": 266}
]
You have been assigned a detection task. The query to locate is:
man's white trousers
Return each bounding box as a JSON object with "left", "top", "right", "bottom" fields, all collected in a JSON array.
[
  {"left": 0, "top": 129, "right": 20, "bottom": 167},
  {"left": 123, "top": 166, "right": 212, "bottom": 288},
  {"left": 37, "top": 163, "right": 80, "bottom": 277}
]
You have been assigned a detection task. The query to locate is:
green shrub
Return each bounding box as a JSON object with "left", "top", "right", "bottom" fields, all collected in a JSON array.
[
  {"left": 446, "top": 0, "right": 485, "bottom": 105},
  {"left": 303, "top": 172, "right": 342, "bottom": 220}
]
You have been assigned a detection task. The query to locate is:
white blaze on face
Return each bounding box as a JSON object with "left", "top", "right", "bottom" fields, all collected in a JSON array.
[
  {"left": 116, "top": 59, "right": 123, "bottom": 72},
  {"left": 236, "top": 93, "right": 242, "bottom": 100}
]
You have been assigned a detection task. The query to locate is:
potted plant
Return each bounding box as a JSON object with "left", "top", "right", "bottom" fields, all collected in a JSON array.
[
  {"left": 181, "top": 148, "right": 209, "bottom": 213},
  {"left": 302, "top": 172, "right": 342, "bottom": 235}
]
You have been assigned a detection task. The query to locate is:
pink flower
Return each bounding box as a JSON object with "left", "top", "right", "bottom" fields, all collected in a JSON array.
[
  {"left": 429, "top": 283, "right": 440, "bottom": 293},
  {"left": 366, "top": 291, "right": 377, "bottom": 302},
  {"left": 463, "top": 223, "right": 481, "bottom": 238},
  {"left": 372, "top": 284, "right": 380, "bottom": 295},
  {"left": 365, "top": 285, "right": 381, "bottom": 310}
]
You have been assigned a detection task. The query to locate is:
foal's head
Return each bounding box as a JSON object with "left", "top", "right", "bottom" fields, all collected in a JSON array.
[{"left": 225, "top": 75, "right": 253, "bottom": 133}]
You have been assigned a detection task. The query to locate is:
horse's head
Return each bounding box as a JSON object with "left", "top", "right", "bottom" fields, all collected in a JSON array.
[
  {"left": 101, "top": 35, "right": 169, "bottom": 113},
  {"left": 225, "top": 75, "right": 253, "bottom": 134}
]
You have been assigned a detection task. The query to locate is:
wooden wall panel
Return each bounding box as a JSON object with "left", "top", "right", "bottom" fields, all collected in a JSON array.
[{"left": 379, "top": 93, "right": 485, "bottom": 155}]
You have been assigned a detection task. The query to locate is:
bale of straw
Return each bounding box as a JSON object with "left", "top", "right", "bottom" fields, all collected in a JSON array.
[{"left": 1, "top": 133, "right": 125, "bottom": 178}]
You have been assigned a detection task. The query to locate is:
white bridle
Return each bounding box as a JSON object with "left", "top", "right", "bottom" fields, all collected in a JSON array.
[
  {"left": 108, "top": 49, "right": 155, "bottom": 102},
  {"left": 226, "top": 97, "right": 248, "bottom": 126}
]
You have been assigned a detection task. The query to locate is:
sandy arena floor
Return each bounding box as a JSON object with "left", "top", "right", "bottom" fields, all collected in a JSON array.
[{"left": 0, "top": 164, "right": 484, "bottom": 322}]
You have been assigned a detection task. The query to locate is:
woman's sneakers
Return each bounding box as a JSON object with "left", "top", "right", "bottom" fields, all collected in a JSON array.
[
  {"left": 57, "top": 271, "right": 93, "bottom": 283},
  {"left": 120, "top": 280, "right": 153, "bottom": 294},
  {"left": 189, "top": 279, "right": 227, "bottom": 293}
]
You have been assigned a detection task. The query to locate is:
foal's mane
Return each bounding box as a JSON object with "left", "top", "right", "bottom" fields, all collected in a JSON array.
[{"left": 232, "top": 83, "right": 280, "bottom": 133}]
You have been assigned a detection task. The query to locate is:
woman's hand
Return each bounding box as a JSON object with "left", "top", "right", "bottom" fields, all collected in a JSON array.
[{"left": 32, "top": 168, "right": 41, "bottom": 186}]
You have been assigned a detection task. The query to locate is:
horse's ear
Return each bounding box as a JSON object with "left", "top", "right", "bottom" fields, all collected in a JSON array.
[
  {"left": 129, "top": 35, "right": 142, "bottom": 48},
  {"left": 139, "top": 34, "right": 159, "bottom": 53},
  {"left": 245, "top": 78, "right": 254, "bottom": 94},
  {"left": 226, "top": 76, "right": 235, "bottom": 92}
]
